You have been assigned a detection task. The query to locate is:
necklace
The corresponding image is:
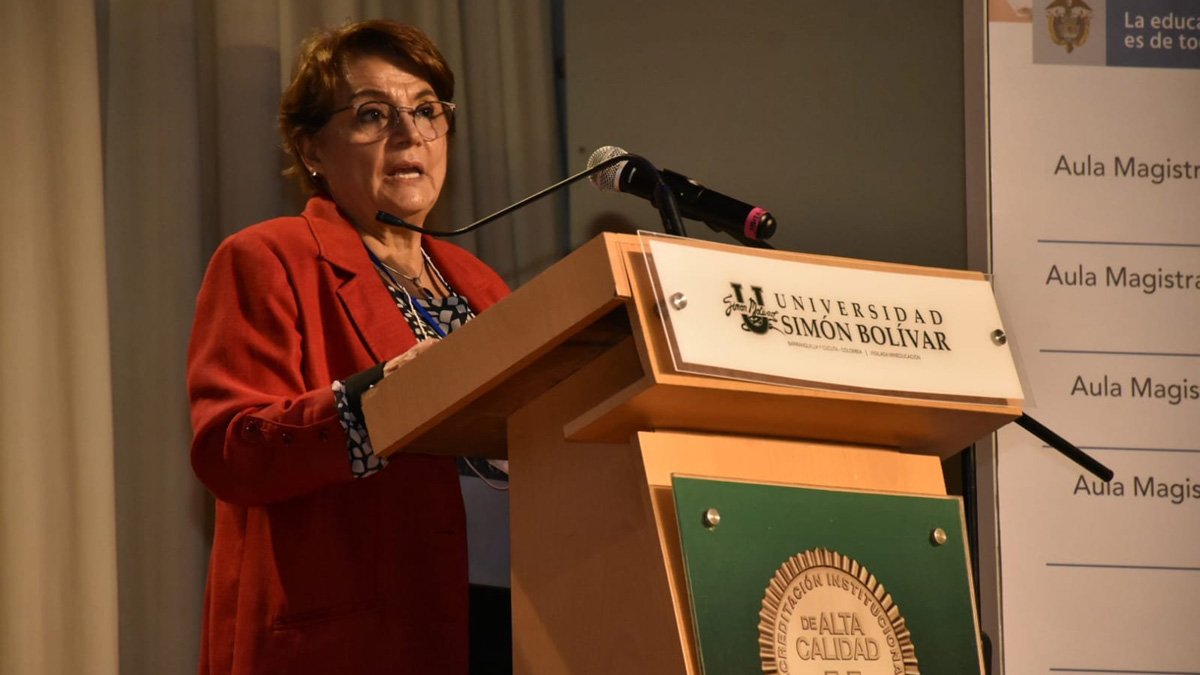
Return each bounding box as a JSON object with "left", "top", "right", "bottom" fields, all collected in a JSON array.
[
  {"left": 364, "top": 246, "right": 450, "bottom": 340},
  {"left": 379, "top": 256, "right": 426, "bottom": 288}
]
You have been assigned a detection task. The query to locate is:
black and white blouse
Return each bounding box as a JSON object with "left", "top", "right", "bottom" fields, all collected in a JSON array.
[{"left": 332, "top": 257, "right": 474, "bottom": 479}]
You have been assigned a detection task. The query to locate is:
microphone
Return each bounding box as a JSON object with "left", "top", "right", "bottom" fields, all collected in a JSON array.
[{"left": 587, "top": 146, "right": 777, "bottom": 242}]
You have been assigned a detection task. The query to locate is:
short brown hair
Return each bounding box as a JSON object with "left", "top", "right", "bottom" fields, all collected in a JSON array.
[{"left": 278, "top": 20, "right": 455, "bottom": 195}]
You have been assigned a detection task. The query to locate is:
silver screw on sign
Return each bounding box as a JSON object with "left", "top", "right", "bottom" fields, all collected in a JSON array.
[{"left": 703, "top": 508, "right": 721, "bottom": 529}]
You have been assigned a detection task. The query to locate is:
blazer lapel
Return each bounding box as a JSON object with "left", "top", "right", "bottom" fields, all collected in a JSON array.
[{"left": 303, "top": 198, "right": 416, "bottom": 364}]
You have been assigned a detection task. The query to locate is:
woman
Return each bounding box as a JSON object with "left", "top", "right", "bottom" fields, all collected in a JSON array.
[{"left": 187, "top": 20, "right": 508, "bottom": 675}]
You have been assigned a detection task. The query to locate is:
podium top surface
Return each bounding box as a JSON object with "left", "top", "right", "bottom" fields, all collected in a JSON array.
[{"left": 362, "top": 233, "right": 1021, "bottom": 459}]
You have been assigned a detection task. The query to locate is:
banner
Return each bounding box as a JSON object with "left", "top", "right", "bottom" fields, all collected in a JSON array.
[{"left": 989, "top": 0, "right": 1200, "bottom": 672}]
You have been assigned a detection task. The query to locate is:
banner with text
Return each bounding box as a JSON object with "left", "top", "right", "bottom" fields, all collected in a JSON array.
[{"left": 989, "top": 0, "right": 1200, "bottom": 673}]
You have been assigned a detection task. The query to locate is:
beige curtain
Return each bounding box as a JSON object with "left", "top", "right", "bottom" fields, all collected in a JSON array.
[
  {"left": 101, "top": 1, "right": 215, "bottom": 673},
  {"left": 0, "top": 2, "right": 120, "bottom": 675},
  {"left": 1, "top": 1, "right": 560, "bottom": 673}
]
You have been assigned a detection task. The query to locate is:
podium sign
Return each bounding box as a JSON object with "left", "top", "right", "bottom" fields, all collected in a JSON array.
[
  {"left": 674, "top": 476, "right": 984, "bottom": 675},
  {"left": 642, "top": 235, "right": 1024, "bottom": 403}
]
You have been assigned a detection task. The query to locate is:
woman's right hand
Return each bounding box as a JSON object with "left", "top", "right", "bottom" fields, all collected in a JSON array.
[{"left": 383, "top": 340, "right": 437, "bottom": 376}]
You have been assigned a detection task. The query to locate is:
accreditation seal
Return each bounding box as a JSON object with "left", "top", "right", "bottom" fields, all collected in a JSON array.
[{"left": 758, "top": 549, "right": 918, "bottom": 674}]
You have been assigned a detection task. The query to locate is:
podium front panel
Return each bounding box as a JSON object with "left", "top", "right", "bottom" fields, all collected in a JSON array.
[{"left": 673, "top": 476, "right": 984, "bottom": 675}]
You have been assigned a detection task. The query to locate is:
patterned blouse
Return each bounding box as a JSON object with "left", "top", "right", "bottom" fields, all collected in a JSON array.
[{"left": 331, "top": 253, "right": 473, "bottom": 478}]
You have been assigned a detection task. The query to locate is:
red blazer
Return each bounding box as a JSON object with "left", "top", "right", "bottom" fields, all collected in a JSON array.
[{"left": 187, "top": 197, "right": 509, "bottom": 675}]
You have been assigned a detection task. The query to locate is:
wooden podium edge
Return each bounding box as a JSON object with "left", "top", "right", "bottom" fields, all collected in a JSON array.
[
  {"left": 563, "top": 238, "right": 1021, "bottom": 457},
  {"left": 363, "top": 233, "right": 633, "bottom": 458},
  {"left": 365, "top": 232, "right": 1022, "bottom": 461}
]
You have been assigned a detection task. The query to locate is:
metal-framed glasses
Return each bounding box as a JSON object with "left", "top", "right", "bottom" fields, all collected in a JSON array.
[{"left": 330, "top": 100, "right": 456, "bottom": 142}]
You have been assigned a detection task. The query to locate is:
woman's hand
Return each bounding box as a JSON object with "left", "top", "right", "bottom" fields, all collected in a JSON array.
[{"left": 383, "top": 340, "right": 437, "bottom": 375}]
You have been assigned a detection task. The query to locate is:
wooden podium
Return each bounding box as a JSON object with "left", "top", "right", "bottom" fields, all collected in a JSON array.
[{"left": 362, "top": 233, "right": 1021, "bottom": 674}]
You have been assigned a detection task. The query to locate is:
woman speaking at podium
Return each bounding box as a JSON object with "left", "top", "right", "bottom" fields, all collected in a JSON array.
[{"left": 186, "top": 19, "right": 507, "bottom": 675}]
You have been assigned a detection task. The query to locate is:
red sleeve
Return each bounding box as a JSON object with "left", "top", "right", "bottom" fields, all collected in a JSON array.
[{"left": 187, "top": 232, "right": 352, "bottom": 506}]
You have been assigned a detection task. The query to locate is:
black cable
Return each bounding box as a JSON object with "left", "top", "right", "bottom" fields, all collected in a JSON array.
[{"left": 1014, "top": 413, "right": 1114, "bottom": 481}]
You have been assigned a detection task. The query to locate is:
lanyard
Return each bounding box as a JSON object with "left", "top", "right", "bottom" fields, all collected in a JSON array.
[{"left": 363, "top": 246, "right": 448, "bottom": 339}]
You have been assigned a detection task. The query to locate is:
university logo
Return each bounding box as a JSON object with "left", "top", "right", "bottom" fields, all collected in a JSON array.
[
  {"left": 724, "top": 282, "right": 778, "bottom": 335},
  {"left": 1045, "top": 0, "right": 1093, "bottom": 53}
]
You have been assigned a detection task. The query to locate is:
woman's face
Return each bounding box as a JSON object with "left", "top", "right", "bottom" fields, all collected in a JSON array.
[{"left": 301, "top": 55, "right": 448, "bottom": 229}]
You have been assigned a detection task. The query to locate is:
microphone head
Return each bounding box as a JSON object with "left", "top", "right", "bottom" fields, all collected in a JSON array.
[
  {"left": 745, "top": 207, "right": 777, "bottom": 241},
  {"left": 586, "top": 145, "right": 628, "bottom": 193}
]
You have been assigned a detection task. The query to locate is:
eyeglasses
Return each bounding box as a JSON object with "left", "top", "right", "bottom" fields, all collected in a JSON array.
[{"left": 329, "top": 100, "right": 456, "bottom": 142}]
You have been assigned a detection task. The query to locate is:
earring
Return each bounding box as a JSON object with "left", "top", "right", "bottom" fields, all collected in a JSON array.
[{"left": 309, "top": 169, "right": 320, "bottom": 180}]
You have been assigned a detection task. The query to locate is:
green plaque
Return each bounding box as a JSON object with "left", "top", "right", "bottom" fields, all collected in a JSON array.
[{"left": 673, "top": 476, "right": 982, "bottom": 675}]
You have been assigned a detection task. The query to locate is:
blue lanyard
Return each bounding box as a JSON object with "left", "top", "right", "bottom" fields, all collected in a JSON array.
[{"left": 364, "top": 246, "right": 448, "bottom": 339}]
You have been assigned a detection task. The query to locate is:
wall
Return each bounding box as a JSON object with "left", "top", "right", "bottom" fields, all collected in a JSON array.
[{"left": 562, "top": 0, "right": 968, "bottom": 269}]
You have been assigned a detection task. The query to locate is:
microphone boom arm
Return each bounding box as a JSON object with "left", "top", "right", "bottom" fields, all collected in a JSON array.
[{"left": 376, "top": 153, "right": 685, "bottom": 237}]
